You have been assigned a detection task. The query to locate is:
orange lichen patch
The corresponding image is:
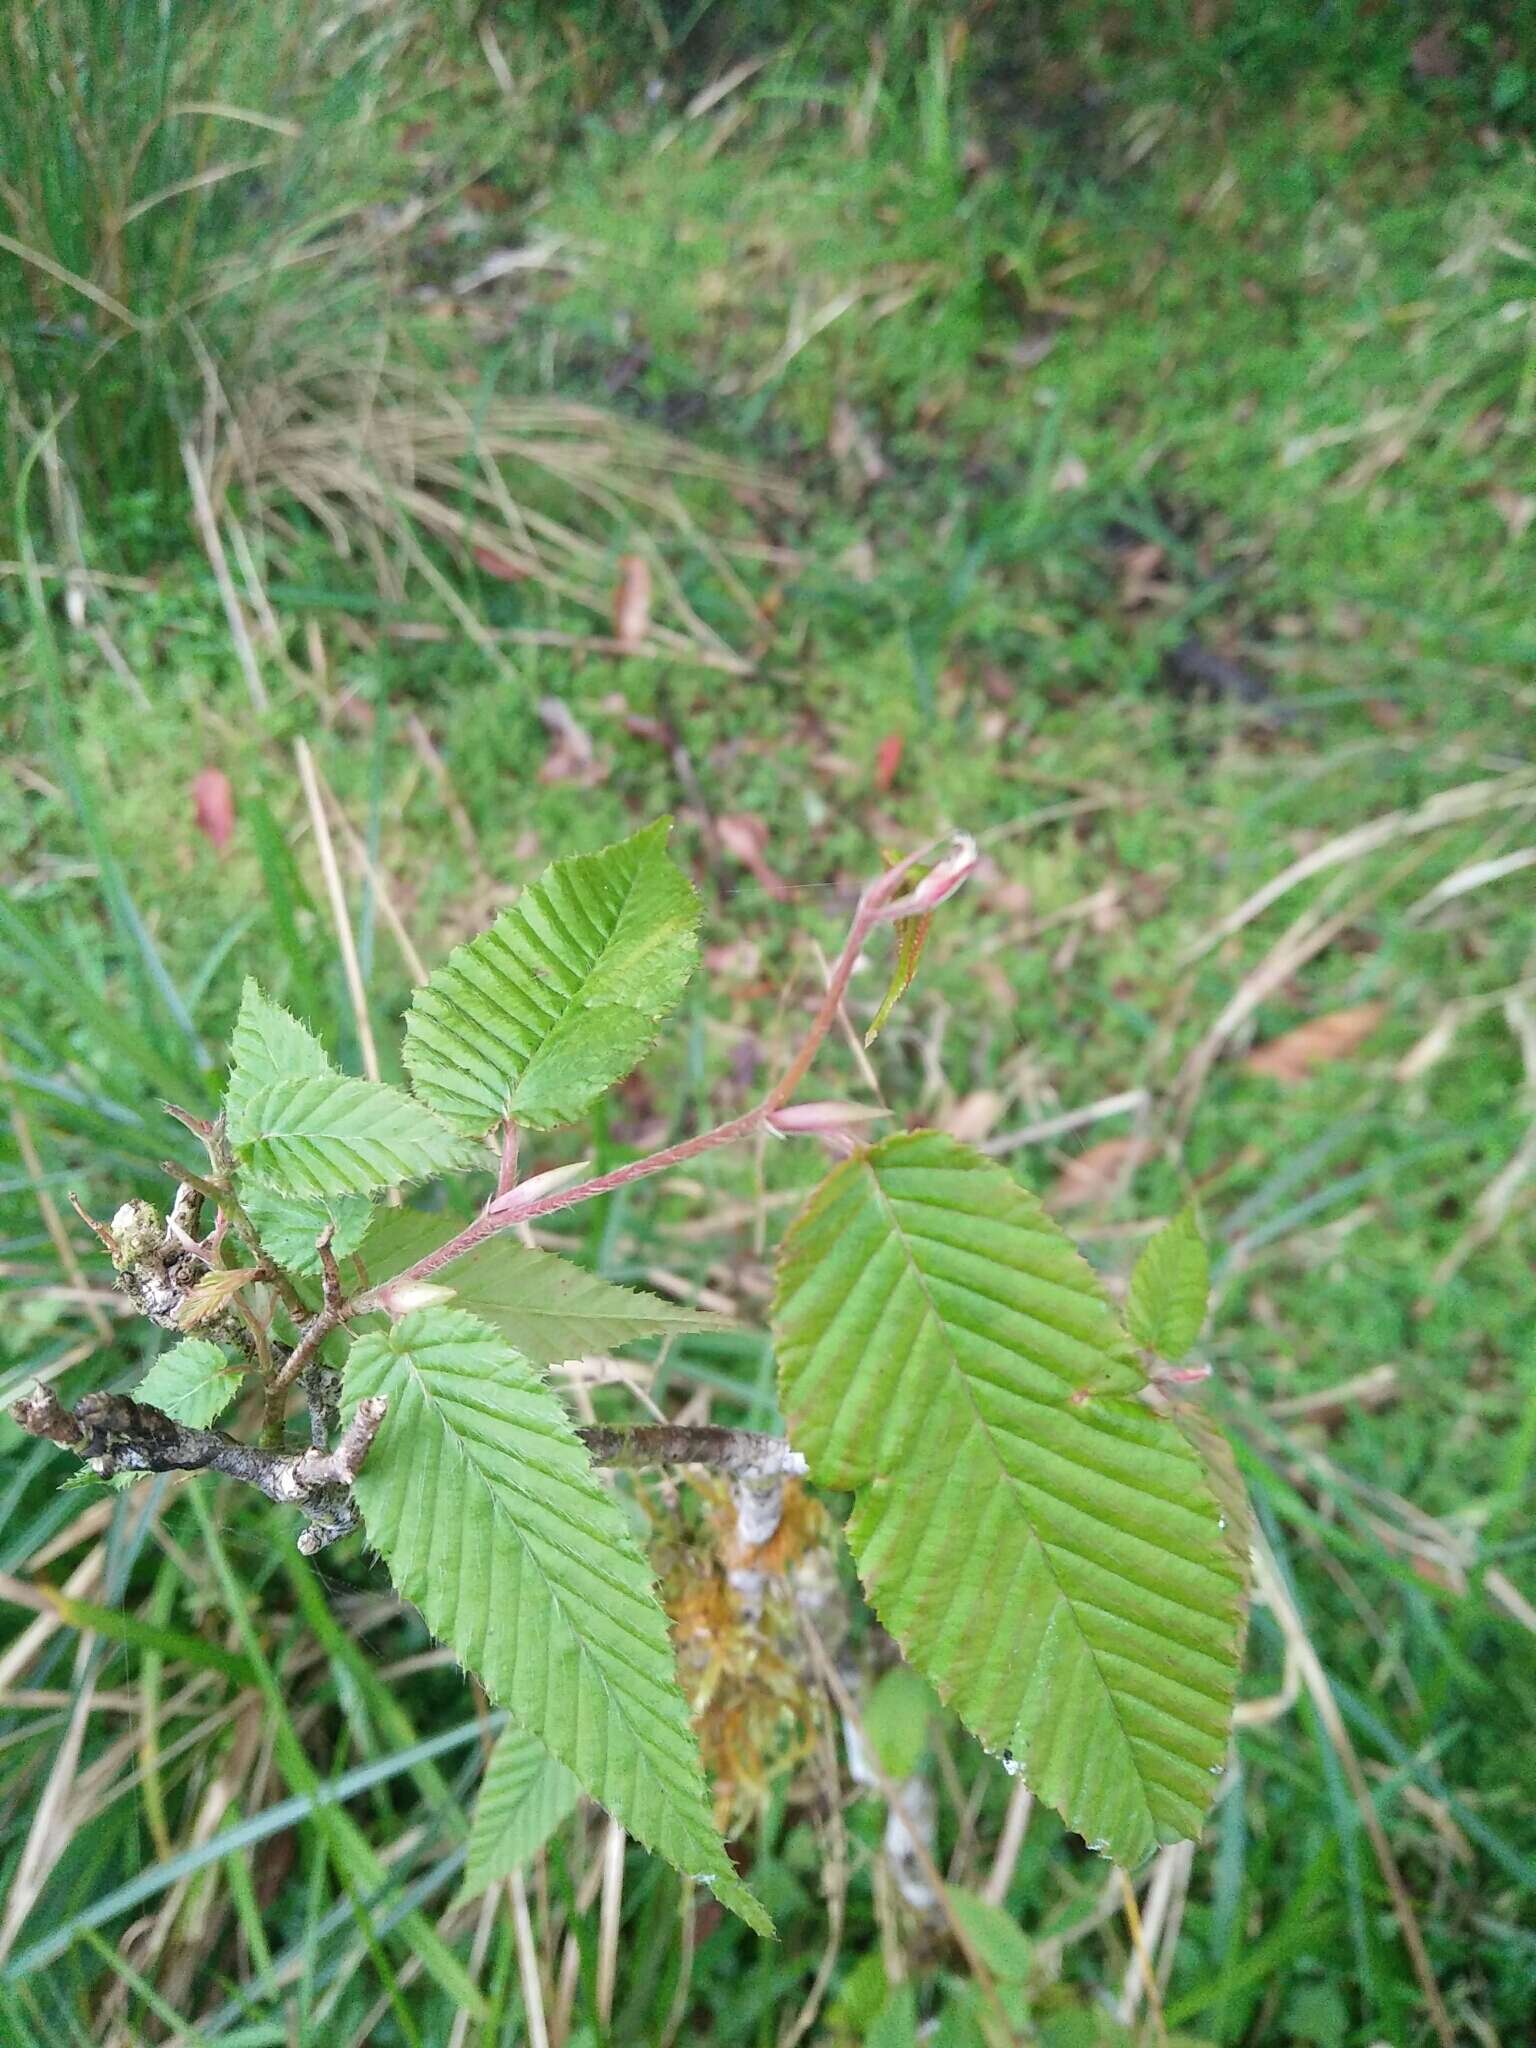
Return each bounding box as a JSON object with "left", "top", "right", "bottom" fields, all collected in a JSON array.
[
  {"left": 650, "top": 1479, "right": 833, "bottom": 1831},
  {"left": 714, "top": 1477, "right": 833, "bottom": 1577}
]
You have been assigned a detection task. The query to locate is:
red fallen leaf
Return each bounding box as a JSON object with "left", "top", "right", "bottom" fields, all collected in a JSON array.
[
  {"left": 716, "top": 812, "right": 792, "bottom": 902},
  {"left": 1243, "top": 1002, "right": 1388, "bottom": 1083},
  {"left": 873, "top": 732, "right": 904, "bottom": 793},
  {"left": 192, "top": 767, "right": 235, "bottom": 853},
  {"left": 611, "top": 553, "right": 653, "bottom": 651},
  {"left": 473, "top": 544, "right": 530, "bottom": 582}
]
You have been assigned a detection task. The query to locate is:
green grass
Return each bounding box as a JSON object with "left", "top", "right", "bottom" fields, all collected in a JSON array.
[{"left": 3, "top": 4, "right": 1536, "bottom": 2042}]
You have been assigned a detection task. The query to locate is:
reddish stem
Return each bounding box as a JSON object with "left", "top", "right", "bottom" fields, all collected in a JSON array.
[{"left": 350, "top": 846, "right": 950, "bottom": 1315}]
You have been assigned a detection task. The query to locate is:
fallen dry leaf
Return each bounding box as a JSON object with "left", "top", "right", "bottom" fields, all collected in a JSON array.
[
  {"left": 1244, "top": 1002, "right": 1388, "bottom": 1082},
  {"left": 873, "top": 733, "right": 904, "bottom": 793},
  {"left": 939, "top": 1089, "right": 1006, "bottom": 1145},
  {"left": 536, "top": 697, "right": 606, "bottom": 787},
  {"left": 1116, "top": 540, "right": 1168, "bottom": 610},
  {"left": 1490, "top": 486, "right": 1536, "bottom": 543},
  {"left": 192, "top": 767, "right": 235, "bottom": 853},
  {"left": 611, "top": 553, "right": 653, "bottom": 651},
  {"left": 716, "top": 813, "right": 792, "bottom": 902},
  {"left": 472, "top": 544, "right": 531, "bottom": 582},
  {"left": 1410, "top": 23, "right": 1459, "bottom": 80},
  {"left": 1048, "top": 1136, "right": 1151, "bottom": 1209}
]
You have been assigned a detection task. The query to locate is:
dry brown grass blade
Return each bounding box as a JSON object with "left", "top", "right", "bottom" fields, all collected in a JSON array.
[
  {"left": 294, "top": 737, "right": 380, "bottom": 1082},
  {"left": 1430, "top": 992, "right": 1536, "bottom": 1287},
  {"left": 981, "top": 1777, "right": 1033, "bottom": 1907},
  {"left": 0, "top": 1035, "right": 113, "bottom": 1342},
  {"left": 1186, "top": 769, "right": 1536, "bottom": 961},
  {"left": 595, "top": 1817, "right": 625, "bottom": 2029},
  {"left": 182, "top": 436, "right": 269, "bottom": 712},
  {"left": 311, "top": 751, "right": 429, "bottom": 986},
  {"left": 512, "top": 1867, "right": 553, "bottom": 2048},
  {"left": 0, "top": 1642, "right": 97, "bottom": 1961},
  {"left": 1252, "top": 1540, "right": 1457, "bottom": 2048},
  {"left": 775, "top": 1707, "right": 848, "bottom": 2048},
  {"left": 1115, "top": 1861, "right": 1170, "bottom": 2043},
  {"left": 230, "top": 369, "right": 791, "bottom": 670},
  {"left": 800, "top": 1619, "right": 1018, "bottom": 2041}
]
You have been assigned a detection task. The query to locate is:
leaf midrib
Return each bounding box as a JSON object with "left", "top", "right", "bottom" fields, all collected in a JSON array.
[
  {"left": 391, "top": 1341, "right": 717, "bottom": 1822},
  {"left": 860, "top": 1155, "right": 1160, "bottom": 1837}
]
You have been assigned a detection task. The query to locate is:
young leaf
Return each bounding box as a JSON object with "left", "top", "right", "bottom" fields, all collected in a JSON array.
[
  {"left": 774, "top": 1131, "right": 1243, "bottom": 1869},
  {"left": 1126, "top": 1205, "right": 1210, "bottom": 1361},
  {"left": 864, "top": 857, "right": 936, "bottom": 1047},
  {"left": 428, "top": 1240, "right": 722, "bottom": 1367},
  {"left": 136, "top": 1338, "right": 244, "bottom": 1429},
  {"left": 344, "top": 1307, "right": 770, "bottom": 1934},
  {"left": 403, "top": 819, "right": 700, "bottom": 1134},
  {"left": 239, "top": 1180, "right": 374, "bottom": 1278},
  {"left": 459, "top": 1726, "right": 581, "bottom": 1903},
  {"left": 230, "top": 1075, "right": 475, "bottom": 1198},
  {"left": 176, "top": 1266, "right": 261, "bottom": 1330},
  {"left": 225, "top": 979, "right": 332, "bottom": 1128}
]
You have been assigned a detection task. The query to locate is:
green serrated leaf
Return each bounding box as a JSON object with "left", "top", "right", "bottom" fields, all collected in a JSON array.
[
  {"left": 433, "top": 1240, "right": 722, "bottom": 1367},
  {"left": 137, "top": 1338, "right": 244, "bottom": 1429},
  {"left": 60, "top": 1467, "right": 134, "bottom": 1493},
  {"left": 862, "top": 1665, "right": 939, "bottom": 1780},
  {"left": 774, "top": 1131, "right": 1243, "bottom": 1869},
  {"left": 240, "top": 1180, "right": 374, "bottom": 1278},
  {"left": 403, "top": 819, "right": 701, "bottom": 1134},
  {"left": 1169, "top": 1399, "right": 1254, "bottom": 1670},
  {"left": 1126, "top": 1205, "right": 1210, "bottom": 1361},
  {"left": 350, "top": 1214, "right": 715, "bottom": 1364},
  {"left": 344, "top": 1307, "right": 770, "bottom": 1934},
  {"left": 225, "top": 979, "right": 332, "bottom": 1129},
  {"left": 943, "top": 1886, "right": 1033, "bottom": 1983},
  {"left": 354, "top": 1205, "right": 460, "bottom": 1285},
  {"left": 230, "top": 1074, "right": 475, "bottom": 1198},
  {"left": 459, "top": 1726, "right": 581, "bottom": 1903}
]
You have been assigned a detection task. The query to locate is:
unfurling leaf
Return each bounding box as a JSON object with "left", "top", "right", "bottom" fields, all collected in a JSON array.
[
  {"left": 230, "top": 1075, "right": 474, "bottom": 1198},
  {"left": 344, "top": 1307, "right": 770, "bottom": 1933},
  {"left": 1126, "top": 1204, "right": 1210, "bottom": 1361},
  {"left": 403, "top": 819, "right": 700, "bottom": 1134},
  {"left": 136, "top": 1337, "right": 244, "bottom": 1428},
  {"left": 774, "top": 1131, "right": 1244, "bottom": 1869},
  {"left": 176, "top": 1266, "right": 261, "bottom": 1329},
  {"left": 864, "top": 871, "right": 933, "bottom": 1047},
  {"left": 239, "top": 1181, "right": 373, "bottom": 1278},
  {"left": 459, "top": 1726, "right": 581, "bottom": 1903}
]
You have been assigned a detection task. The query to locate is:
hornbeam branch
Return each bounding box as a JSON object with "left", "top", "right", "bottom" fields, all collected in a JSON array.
[{"left": 9, "top": 1384, "right": 387, "bottom": 1554}]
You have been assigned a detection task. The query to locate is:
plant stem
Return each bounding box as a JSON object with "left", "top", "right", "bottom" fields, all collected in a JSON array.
[
  {"left": 578, "top": 1425, "right": 805, "bottom": 1478},
  {"left": 349, "top": 860, "right": 921, "bottom": 1315}
]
